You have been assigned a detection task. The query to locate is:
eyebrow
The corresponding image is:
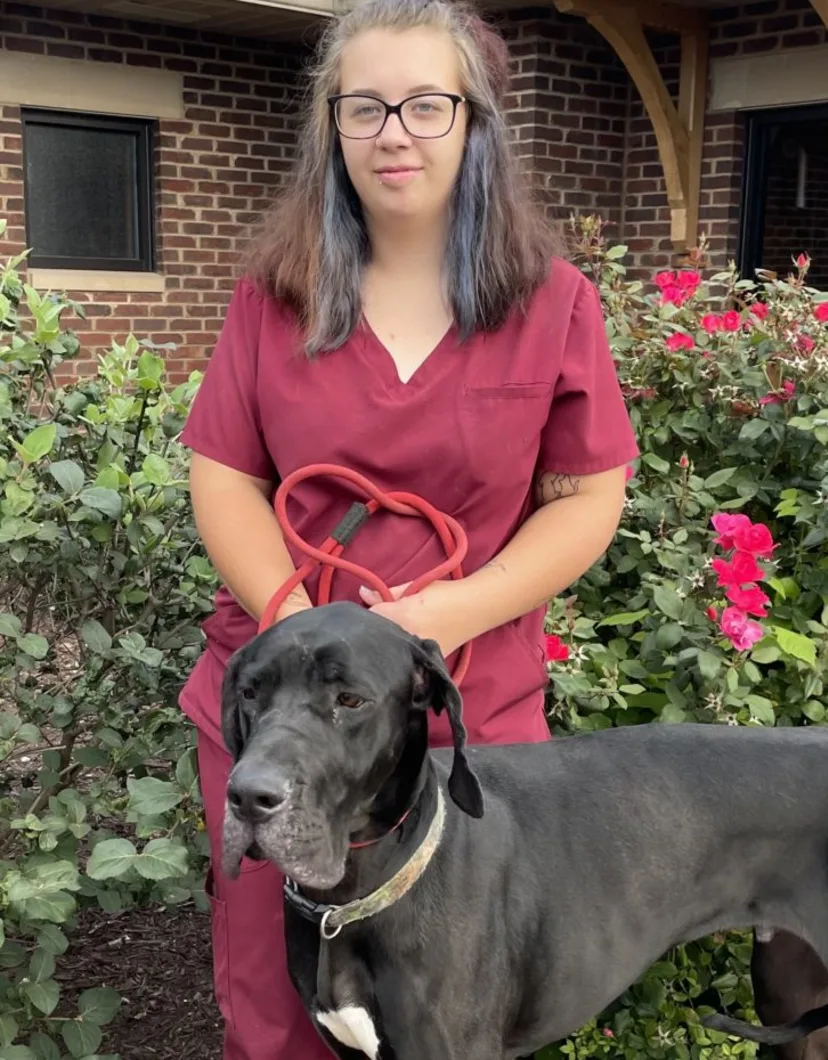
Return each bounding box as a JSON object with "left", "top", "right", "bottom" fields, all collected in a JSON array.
[{"left": 345, "top": 84, "right": 451, "bottom": 96}]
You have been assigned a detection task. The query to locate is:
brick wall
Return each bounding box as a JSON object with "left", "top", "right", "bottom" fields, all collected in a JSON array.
[
  {"left": 500, "top": 7, "right": 628, "bottom": 235},
  {"left": 621, "top": 0, "right": 828, "bottom": 277},
  {"left": 0, "top": 1, "right": 309, "bottom": 381}
]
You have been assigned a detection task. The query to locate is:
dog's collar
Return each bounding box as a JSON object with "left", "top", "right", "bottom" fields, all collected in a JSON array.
[{"left": 284, "top": 785, "right": 446, "bottom": 941}]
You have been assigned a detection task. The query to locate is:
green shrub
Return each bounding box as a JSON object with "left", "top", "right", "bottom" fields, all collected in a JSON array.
[
  {"left": 539, "top": 216, "right": 828, "bottom": 1060},
  {"left": 0, "top": 221, "right": 217, "bottom": 1059},
  {"left": 1, "top": 212, "right": 827, "bottom": 1060}
]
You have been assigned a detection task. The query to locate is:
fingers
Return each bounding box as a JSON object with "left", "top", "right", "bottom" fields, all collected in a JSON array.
[{"left": 358, "top": 582, "right": 411, "bottom": 605}]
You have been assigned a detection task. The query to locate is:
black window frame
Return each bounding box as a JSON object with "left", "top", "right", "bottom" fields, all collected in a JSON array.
[
  {"left": 21, "top": 107, "right": 156, "bottom": 273},
  {"left": 738, "top": 101, "right": 828, "bottom": 281}
]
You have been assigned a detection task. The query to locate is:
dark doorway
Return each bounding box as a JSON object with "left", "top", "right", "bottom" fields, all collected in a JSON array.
[{"left": 739, "top": 103, "right": 828, "bottom": 289}]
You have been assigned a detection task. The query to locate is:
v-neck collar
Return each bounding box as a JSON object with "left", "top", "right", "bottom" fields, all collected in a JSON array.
[{"left": 358, "top": 314, "right": 458, "bottom": 390}]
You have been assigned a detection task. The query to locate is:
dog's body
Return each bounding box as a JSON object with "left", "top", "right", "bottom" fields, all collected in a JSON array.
[{"left": 220, "top": 603, "right": 828, "bottom": 1060}]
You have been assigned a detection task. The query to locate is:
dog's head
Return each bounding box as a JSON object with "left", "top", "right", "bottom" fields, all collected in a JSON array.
[{"left": 219, "top": 601, "right": 483, "bottom": 889}]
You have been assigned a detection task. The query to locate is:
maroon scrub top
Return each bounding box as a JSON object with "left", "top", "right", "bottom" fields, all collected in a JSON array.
[{"left": 179, "top": 257, "right": 639, "bottom": 751}]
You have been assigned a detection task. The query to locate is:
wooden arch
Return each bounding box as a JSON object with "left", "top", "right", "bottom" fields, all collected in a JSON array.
[{"left": 553, "top": 0, "right": 708, "bottom": 256}]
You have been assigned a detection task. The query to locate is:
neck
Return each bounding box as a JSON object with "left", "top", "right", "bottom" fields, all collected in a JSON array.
[{"left": 365, "top": 214, "right": 448, "bottom": 277}]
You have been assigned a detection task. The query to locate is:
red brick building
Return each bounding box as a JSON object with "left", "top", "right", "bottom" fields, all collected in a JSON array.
[{"left": 1, "top": 0, "right": 826, "bottom": 379}]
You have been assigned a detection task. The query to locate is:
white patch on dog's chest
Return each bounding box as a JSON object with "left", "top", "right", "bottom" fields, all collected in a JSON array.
[{"left": 316, "top": 1005, "right": 380, "bottom": 1058}]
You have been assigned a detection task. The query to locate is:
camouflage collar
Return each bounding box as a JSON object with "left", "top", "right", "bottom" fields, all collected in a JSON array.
[{"left": 284, "top": 786, "right": 446, "bottom": 941}]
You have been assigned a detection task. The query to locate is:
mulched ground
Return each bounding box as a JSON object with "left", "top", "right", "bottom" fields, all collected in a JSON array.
[{"left": 58, "top": 903, "right": 222, "bottom": 1060}]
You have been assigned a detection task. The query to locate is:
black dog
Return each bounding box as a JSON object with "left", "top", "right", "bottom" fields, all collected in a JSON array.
[{"left": 220, "top": 602, "right": 828, "bottom": 1060}]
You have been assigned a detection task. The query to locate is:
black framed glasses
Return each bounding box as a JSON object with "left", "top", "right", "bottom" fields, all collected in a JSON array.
[{"left": 328, "top": 92, "right": 466, "bottom": 140}]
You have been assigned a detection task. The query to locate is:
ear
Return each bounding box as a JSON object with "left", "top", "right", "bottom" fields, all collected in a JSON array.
[
  {"left": 220, "top": 650, "right": 248, "bottom": 762},
  {"left": 411, "top": 638, "right": 484, "bottom": 819}
]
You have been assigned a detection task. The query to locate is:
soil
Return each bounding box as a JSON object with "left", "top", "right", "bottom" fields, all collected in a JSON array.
[{"left": 59, "top": 903, "right": 222, "bottom": 1060}]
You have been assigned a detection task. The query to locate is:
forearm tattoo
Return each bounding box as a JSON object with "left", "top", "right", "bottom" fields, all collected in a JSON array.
[{"left": 534, "top": 471, "right": 582, "bottom": 507}]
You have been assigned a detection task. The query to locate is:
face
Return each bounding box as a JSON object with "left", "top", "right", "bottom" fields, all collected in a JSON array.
[
  {"left": 334, "top": 26, "right": 468, "bottom": 225},
  {"left": 220, "top": 602, "right": 482, "bottom": 891}
]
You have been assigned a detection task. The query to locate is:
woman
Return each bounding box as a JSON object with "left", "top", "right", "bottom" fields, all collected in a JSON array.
[{"left": 179, "top": 0, "right": 639, "bottom": 1056}]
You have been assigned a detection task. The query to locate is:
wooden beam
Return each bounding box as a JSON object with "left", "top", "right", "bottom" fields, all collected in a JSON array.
[
  {"left": 554, "top": 0, "right": 703, "bottom": 35},
  {"left": 809, "top": 0, "right": 828, "bottom": 27},
  {"left": 554, "top": 0, "right": 709, "bottom": 253},
  {"left": 678, "top": 22, "right": 709, "bottom": 256}
]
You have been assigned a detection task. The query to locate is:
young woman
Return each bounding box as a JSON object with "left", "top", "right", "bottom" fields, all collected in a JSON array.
[{"left": 179, "top": 0, "right": 639, "bottom": 1056}]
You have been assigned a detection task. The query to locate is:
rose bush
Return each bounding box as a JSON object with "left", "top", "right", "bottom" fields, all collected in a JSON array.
[{"left": 539, "top": 217, "right": 828, "bottom": 1060}]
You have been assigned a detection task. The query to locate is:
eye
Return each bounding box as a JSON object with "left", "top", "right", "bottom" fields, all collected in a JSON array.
[
  {"left": 240, "top": 687, "right": 256, "bottom": 701},
  {"left": 337, "top": 692, "right": 365, "bottom": 709}
]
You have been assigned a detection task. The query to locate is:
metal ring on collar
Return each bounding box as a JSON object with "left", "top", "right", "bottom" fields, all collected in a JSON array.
[{"left": 320, "top": 908, "right": 343, "bottom": 940}]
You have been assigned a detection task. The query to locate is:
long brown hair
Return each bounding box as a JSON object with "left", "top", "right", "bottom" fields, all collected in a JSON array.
[{"left": 245, "top": 0, "right": 563, "bottom": 354}]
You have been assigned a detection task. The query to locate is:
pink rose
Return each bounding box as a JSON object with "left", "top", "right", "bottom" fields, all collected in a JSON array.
[
  {"left": 731, "top": 522, "right": 775, "bottom": 558},
  {"left": 701, "top": 314, "right": 723, "bottom": 334},
  {"left": 712, "top": 551, "right": 765, "bottom": 588},
  {"left": 711, "top": 513, "right": 752, "bottom": 550},
  {"left": 759, "top": 380, "right": 796, "bottom": 406},
  {"left": 677, "top": 269, "right": 702, "bottom": 292},
  {"left": 705, "top": 605, "right": 718, "bottom": 622},
  {"left": 655, "top": 271, "right": 677, "bottom": 290},
  {"left": 725, "top": 585, "right": 770, "bottom": 618},
  {"left": 661, "top": 285, "right": 687, "bottom": 307},
  {"left": 750, "top": 303, "right": 769, "bottom": 321},
  {"left": 815, "top": 303, "right": 828, "bottom": 323},
  {"left": 666, "top": 332, "right": 694, "bottom": 352},
  {"left": 545, "top": 634, "right": 570, "bottom": 662},
  {"left": 719, "top": 606, "right": 765, "bottom": 652},
  {"left": 797, "top": 253, "right": 810, "bottom": 270},
  {"left": 722, "top": 310, "right": 742, "bottom": 332}
]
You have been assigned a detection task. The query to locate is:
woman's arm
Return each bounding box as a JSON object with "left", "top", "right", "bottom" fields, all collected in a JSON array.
[
  {"left": 361, "top": 464, "right": 627, "bottom": 657},
  {"left": 189, "top": 452, "right": 312, "bottom": 624}
]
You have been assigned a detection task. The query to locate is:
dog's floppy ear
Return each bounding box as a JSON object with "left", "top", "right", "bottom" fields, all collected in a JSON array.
[
  {"left": 220, "top": 650, "right": 249, "bottom": 762},
  {"left": 410, "top": 638, "right": 484, "bottom": 819}
]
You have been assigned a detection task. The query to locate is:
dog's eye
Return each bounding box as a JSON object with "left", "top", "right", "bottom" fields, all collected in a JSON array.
[
  {"left": 240, "top": 687, "right": 256, "bottom": 701},
  {"left": 337, "top": 692, "right": 364, "bottom": 709}
]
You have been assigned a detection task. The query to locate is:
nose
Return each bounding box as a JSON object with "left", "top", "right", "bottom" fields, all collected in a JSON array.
[{"left": 227, "top": 764, "right": 290, "bottom": 824}]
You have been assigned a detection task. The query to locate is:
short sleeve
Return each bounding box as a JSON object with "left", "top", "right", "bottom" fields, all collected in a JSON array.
[
  {"left": 537, "top": 276, "right": 639, "bottom": 475},
  {"left": 180, "top": 277, "right": 276, "bottom": 481}
]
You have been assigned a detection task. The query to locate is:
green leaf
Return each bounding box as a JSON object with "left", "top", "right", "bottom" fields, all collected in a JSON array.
[
  {"left": 18, "top": 633, "right": 49, "bottom": 660},
  {"left": 660, "top": 703, "right": 688, "bottom": 723},
  {"left": 0, "top": 612, "right": 22, "bottom": 638},
  {"left": 79, "top": 488, "right": 122, "bottom": 519},
  {"left": 78, "top": 986, "right": 122, "bottom": 1026},
  {"left": 30, "top": 948, "right": 56, "bottom": 982},
  {"left": 642, "top": 452, "right": 671, "bottom": 474},
  {"left": 15, "top": 423, "right": 57, "bottom": 464},
  {"left": 748, "top": 696, "right": 776, "bottom": 725},
  {"left": 48, "top": 460, "right": 84, "bottom": 495},
  {"left": 0, "top": 1016, "right": 15, "bottom": 1050},
  {"left": 133, "top": 838, "right": 189, "bottom": 881},
  {"left": 739, "top": 418, "right": 770, "bottom": 442},
  {"left": 175, "top": 748, "right": 198, "bottom": 793},
  {"left": 61, "top": 1020, "right": 102, "bottom": 1059},
  {"left": 772, "top": 626, "right": 817, "bottom": 667},
  {"left": 36, "top": 924, "right": 69, "bottom": 955},
  {"left": 605, "top": 244, "right": 628, "bottom": 260},
  {"left": 80, "top": 620, "right": 113, "bottom": 655},
  {"left": 86, "top": 838, "right": 137, "bottom": 880},
  {"left": 142, "top": 453, "right": 171, "bottom": 486},
  {"left": 704, "top": 467, "right": 737, "bottom": 488},
  {"left": 24, "top": 979, "right": 60, "bottom": 1016},
  {"left": 28, "top": 1033, "right": 60, "bottom": 1060},
  {"left": 16, "top": 892, "right": 76, "bottom": 923},
  {"left": 697, "top": 651, "right": 722, "bottom": 680},
  {"left": 802, "top": 700, "right": 825, "bottom": 723},
  {"left": 652, "top": 586, "right": 684, "bottom": 621},
  {"left": 127, "top": 776, "right": 184, "bottom": 816},
  {"left": 0, "top": 1047, "right": 37, "bottom": 1060},
  {"left": 598, "top": 609, "right": 650, "bottom": 627}
]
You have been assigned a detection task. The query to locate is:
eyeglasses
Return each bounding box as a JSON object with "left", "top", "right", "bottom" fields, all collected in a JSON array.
[{"left": 328, "top": 92, "right": 466, "bottom": 140}]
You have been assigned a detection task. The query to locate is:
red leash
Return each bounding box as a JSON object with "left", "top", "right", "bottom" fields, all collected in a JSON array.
[{"left": 257, "top": 464, "right": 472, "bottom": 686}]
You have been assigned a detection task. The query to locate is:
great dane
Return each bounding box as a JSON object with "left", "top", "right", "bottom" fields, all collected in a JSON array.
[{"left": 219, "top": 601, "right": 828, "bottom": 1060}]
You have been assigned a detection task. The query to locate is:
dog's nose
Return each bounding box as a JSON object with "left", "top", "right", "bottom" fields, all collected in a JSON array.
[{"left": 227, "top": 767, "right": 290, "bottom": 823}]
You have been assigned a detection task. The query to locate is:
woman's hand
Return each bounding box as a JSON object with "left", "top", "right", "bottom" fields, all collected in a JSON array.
[{"left": 358, "top": 579, "right": 468, "bottom": 659}]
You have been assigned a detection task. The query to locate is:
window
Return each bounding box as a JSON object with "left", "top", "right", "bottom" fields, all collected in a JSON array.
[
  {"left": 21, "top": 108, "right": 156, "bottom": 272},
  {"left": 739, "top": 102, "right": 828, "bottom": 290}
]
